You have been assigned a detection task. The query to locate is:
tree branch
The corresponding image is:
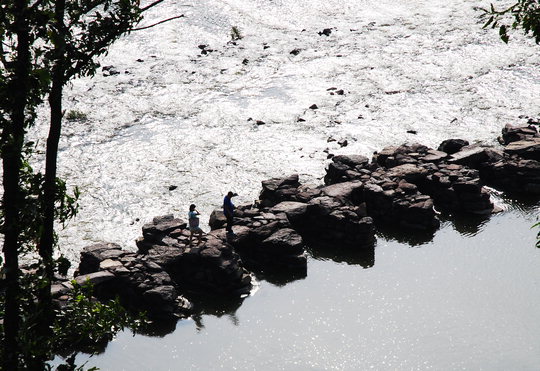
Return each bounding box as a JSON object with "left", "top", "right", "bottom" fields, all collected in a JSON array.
[
  {"left": 140, "top": 0, "right": 165, "bottom": 12},
  {"left": 130, "top": 14, "right": 184, "bottom": 31}
]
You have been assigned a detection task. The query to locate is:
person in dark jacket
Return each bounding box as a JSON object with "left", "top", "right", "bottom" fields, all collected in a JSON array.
[{"left": 223, "top": 191, "right": 237, "bottom": 234}]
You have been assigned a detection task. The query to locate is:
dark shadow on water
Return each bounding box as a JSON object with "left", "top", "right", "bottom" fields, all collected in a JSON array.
[
  {"left": 439, "top": 212, "right": 491, "bottom": 237},
  {"left": 137, "top": 317, "right": 179, "bottom": 338},
  {"left": 252, "top": 268, "right": 307, "bottom": 287},
  {"left": 498, "top": 192, "right": 540, "bottom": 215},
  {"left": 375, "top": 223, "right": 436, "bottom": 247},
  {"left": 186, "top": 291, "right": 245, "bottom": 318},
  {"left": 136, "top": 292, "right": 246, "bottom": 337},
  {"left": 238, "top": 255, "right": 307, "bottom": 287},
  {"left": 186, "top": 293, "right": 245, "bottom": 331},
  {"left": 305, "top": 239, "right": 376, "bottom": 268}
]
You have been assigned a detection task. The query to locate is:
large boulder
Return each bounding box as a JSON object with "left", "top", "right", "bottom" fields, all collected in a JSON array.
[
  {"left": 142, "top": 214, "right": 187, "bottom": 244},
  {"left": 438, "top": 139, "right": 469, "bottom": 154},
  {"left": 259, "top": 174, "right": 301, "bottom": 207},
  {"left": 261, "top": 228, "right": 304, "bottom": 255},
  {"left": 209, "top": 209, "right": 227, "bottom": 230},
  {"left": 270, "top": 201, "right": 308, "bottom": 223},
  {"left": 386, "top": 164, "right": 429, "bottom": 183},
  {"left": 449, "top": 146, "right": 492, "bottom": 168},
  {"left": 504, "top": 138, "right": 540, "bottom": 161},
  {"left": 78, "top": 243, "right": 125, "bottom": 275},
  {"left": 331, "top": 154, "right": 369, "bottom": 168},
  {"left": 499, "top": 124, "right": 539, "bottom": 145},
  {"left": 321, "top": 180, "right": 364, "bottom": 204}
]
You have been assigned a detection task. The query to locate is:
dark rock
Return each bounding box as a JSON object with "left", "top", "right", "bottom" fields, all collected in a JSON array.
[
  {"left": 102, "top": 65, "right": 120, "bottom": 76},
  {"left": 318, "top": 28, "right": 332, "bottom": 36},
  {"left": 142, "top": 285, "right": 178, "bottom": 312},
  {"left": 74, "top": 271, "right": 116, "bottom": 286},
  {"left": 307, "top": 196, "right": 344, "bottom": 216},
  {"left": 200, "top": 246, "right": 222, "bottom": 261},
  {"left": 259, "top": 175, "right": 301, "bottom": 207},
  {"left": 143, "top": 215, "right": 187, "bottom": 243},
  {"left": 438, "top": 139, "right": 469, "bottom": 154},
  {"left": 333, "top": 154, "right": 369, "bottom": 168},
  {"left": 209, "top": 209, "right": 227, "bottom": 230},
  {"left": 52, "top": 283, "right": 73, "bottom": 298},
  {"left": 387, "top": 164, "right": 429, "bottom": 182},
  {"left": 290, "top": 48, "right": 301, "bottom": 56},
  {"left": 261, "top": 228, "right": 304, "bottom": 255},
  {"left": 270, "top": 201, "right": 308, "bottom": 223},
  {"left": 147, "top": 246, "right": 183, "bottom": 267},
  {"left": 79, "top": 243, "right": 125, "bottom": 274},
  {"left": 500, "top": 124, "right": 539, "bottom": 145},
  {"left": 422, "top": 150, "right": 448, "bottom": 162},
  {"left": 504, "top": 138, "right": 540, "bottom": 161},
  {"left": 321, "top": 181, "right": 364, "bottom": 204},
  {"left": 449, "top": 146, "right": 491, "bottom": 167},
  {"left": 309, "top": 104, "right": 318, "bottom": 110}
]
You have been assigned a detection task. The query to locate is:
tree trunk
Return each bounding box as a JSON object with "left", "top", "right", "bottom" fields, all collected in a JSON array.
[
  {"left": 2, "top": 1, "right": 31, "bottom": 369},
  {"left": 37, "top": 0, "right": 67, "bottom": 344}
]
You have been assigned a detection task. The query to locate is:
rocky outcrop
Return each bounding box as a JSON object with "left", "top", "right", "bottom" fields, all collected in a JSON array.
[
  {"left": 255, "top": 176, "right": 376, "bottom": 248},
  {"left": 259, "top": 174, "right": 302, "bottom": 207},
  {"left": 137, "top": 215, "right": 252, "bottom": 297},
  {"left": 499, "top": 123, "right": 539, "bottom": 145},
  {"left": 209, "top": 205, "right": 307, "bottom": 272},
  {"left": 72, "top": 215, "right": 253, "bottom": 318},
  {"left": 73, "top": 242, "right": 192, "bottom": 318}
]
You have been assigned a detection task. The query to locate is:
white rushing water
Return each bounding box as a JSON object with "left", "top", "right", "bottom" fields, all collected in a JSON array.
[{"left": 28, "top": 0, "right": 540, "bottom": 262}]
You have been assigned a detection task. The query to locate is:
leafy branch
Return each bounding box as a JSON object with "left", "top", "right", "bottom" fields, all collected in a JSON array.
[{"left": 478, "top": 1, "right": 540, "bottom": 43}]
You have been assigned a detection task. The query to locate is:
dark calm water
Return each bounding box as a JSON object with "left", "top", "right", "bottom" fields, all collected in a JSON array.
[{"left": 65, "top": 199, "right": 540, "bottom": 370}]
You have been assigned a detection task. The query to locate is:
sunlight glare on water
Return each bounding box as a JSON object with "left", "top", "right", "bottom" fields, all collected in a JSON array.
[
  {"left": 27, "top": 0, "right": 540, "bottom": 261},
  {"left": 31, "top": 2, "right": 540, "bottom": 368}
]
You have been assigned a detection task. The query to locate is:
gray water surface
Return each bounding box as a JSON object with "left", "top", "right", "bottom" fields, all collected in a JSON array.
[{"left": 71, "top": 201, "right": 540, "bottom": 370}]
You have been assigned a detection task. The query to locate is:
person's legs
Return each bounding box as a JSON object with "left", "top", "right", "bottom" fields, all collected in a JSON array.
[
  {"left": 189, "top": 230, "right": 194, "bottom": 245},
  {"left": 225, "top": 214, "right": 233, "bottom": 233},
  {"left": 197, "top": 230, "right": 202, "bottom": 244}
]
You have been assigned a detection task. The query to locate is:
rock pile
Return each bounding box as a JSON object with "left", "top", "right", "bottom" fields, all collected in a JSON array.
[
  {"left": 68, "top": 215, "right": 252, "bottom": 318},
  {"left": 137, "top": 215, "right": 252, "bottom": 297},
  {"left": 72, "top": 242, "right": 191, "bottom": 318},
  {"left": 210, "top": 174, "right": 376, "bottom": 256},
  {"left": 209, "top": 205, "right": 308, "bottom": 272},
  {"left": 499, "top": 123, "right": 540, "bottom": 145}
]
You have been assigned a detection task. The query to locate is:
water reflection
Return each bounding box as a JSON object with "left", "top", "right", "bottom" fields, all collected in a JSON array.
[
  {"left": 251, "top": 269, "right": 307, "bottom": 287},
  {"left": 375, "top": 223, "right": 436, "bottom": 247},
  {"left": 306, "top": 241, "right": 376, "bottom": 269},
  {"left": 138, "top": 317, "right": 179, "bottom": 338},
  {"left": 186, "top": 293, "right": 244, "bottom": 332},
  {"left": 441, "top": 212, "right": 491, "bottom": 237},
  {"left": 499, "top": 193, "right": 540, "bottom": 217}
]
